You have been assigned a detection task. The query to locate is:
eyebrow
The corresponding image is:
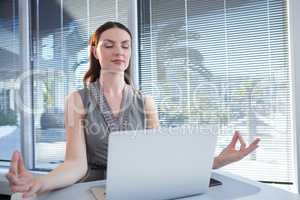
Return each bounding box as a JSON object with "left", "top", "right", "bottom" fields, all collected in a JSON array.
[{"left": 103, "top": 39, "right": 130, "bottom": 44}]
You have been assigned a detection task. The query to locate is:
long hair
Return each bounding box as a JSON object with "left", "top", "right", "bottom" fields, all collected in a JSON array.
[{"left": 83, "top": 21, "right": 132, "bottom": 84}]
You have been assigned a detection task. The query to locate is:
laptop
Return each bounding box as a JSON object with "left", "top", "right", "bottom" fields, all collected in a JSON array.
[{"left": 101, "top": 126, "right": 217, "bottom": 200}]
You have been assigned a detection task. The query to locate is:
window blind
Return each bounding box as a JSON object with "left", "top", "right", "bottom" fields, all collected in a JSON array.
[
  {"left": 31, "top": 0, "right": 129, "bottom": 170},
  {"left": 0, "top": 0, "right": 21, "bottom": 162},
  {"left": 138, "top": 0, "right": 293, "bottom": 187}
]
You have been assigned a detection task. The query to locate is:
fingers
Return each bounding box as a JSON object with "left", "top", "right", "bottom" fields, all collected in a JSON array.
[
  {"left": 11, "top": 184, "right": 31, "bottom": 193},
  {"left": 249, "top": 138, "right": 260, "bottom": 147},
  {"left": 6, "top": 172, "right": 19, "bottom": 185},
  {"left": 230, "top": 131, "right": 255, "bottom": 151},
  {"left": 6, "top": 172, "right": 31, "bottom": 187},
  {"left": 10, "top": 183, "right": 38, "bottom": 199},
  {"left": 243, "top": 138, "right": 260, "bottom": 156},
  {"left": 237, "top": 133, "right": 246, "bottom": 149},
  {"left": 17, "top": 152, "right": 27, "bottom": 174},
  {"left": 6, "top": 173, "right": 31, "bottom": 194},
  {"left": 9, "top": 151, "right": 20, "bottom": 175},
  {"left": 23, "top": 183, "right": 40, "bottom": 199},
  {"left": 229, "top": 131, "right": 239, "bottom": 147}
]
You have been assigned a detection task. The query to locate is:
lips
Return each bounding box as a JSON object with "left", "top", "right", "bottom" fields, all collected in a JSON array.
[{"left": 112, "top": 59, "right": 125, "bottom": 64}]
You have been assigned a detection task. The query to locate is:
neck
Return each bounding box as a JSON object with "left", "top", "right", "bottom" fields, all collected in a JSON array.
[{"left": 99, "top": 71, "right": 126, "bottom": 95}]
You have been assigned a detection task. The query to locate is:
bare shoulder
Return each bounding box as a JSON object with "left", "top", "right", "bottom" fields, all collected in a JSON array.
[
  {"left": 144, "top": 95, "right": 157, "bottom": 112},
  {"left": 65, "top": 91, "right": 86, "bottom": 117},
  {"left": 144, "top": 95, "right": 155, "bottom": 106},
  {"left": 67, "top": 90, "right": 82, "bottom": 102},
  {"left": 143, "top": 95, "right": 160, "bottom": 128}
]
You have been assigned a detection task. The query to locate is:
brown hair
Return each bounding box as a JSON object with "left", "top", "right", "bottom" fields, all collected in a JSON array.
[{"left": 83, "top": 21, "right": 132, "bottom": 84}]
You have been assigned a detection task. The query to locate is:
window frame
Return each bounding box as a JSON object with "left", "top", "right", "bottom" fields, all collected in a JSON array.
[
  {"left": 128, "top": 0, "right": 140, "bottom": 88},
  {"left": 19, "top": 0, "right": 34, "bottom": 170},
  {"left": 289, "top": 0, "right": 300, "bottom": 194}
]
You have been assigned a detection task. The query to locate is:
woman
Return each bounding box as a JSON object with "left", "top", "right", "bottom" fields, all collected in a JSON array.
[{"left": 6, "top": 21, "right": 260, "bottom": 198}]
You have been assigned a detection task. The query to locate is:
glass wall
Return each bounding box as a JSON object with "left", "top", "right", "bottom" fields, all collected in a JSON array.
[
  {"left": 0, "top": 0, "right": 21, "bottom": 164},
  {"left": 138, "top": 0, "right": 293, "bottom": 189},
  {"left": 30, "top": 0, "right": 130, "bottom": 169}
]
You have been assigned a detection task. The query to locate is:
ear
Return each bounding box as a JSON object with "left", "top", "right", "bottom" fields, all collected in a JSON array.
[{"left": 91, "top": 45, "right": 98, "bottom": 59}]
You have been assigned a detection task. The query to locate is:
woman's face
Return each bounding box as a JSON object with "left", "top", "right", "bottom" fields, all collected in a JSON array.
[{"left": 95, "top": 27, "right": 131, "bottom": 74}]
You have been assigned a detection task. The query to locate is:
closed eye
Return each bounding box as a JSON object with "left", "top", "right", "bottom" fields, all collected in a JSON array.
[{"left": 104, "top": 44, "right": 113, "bottom": 48}]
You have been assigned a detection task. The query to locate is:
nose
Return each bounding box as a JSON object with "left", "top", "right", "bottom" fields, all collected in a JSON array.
[{"left": 114, "top": 45, "right": 124, "bottom": 56}]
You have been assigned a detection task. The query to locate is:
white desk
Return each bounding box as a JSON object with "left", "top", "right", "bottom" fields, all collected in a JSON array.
[{"left": 37, "top": 171, "right": 300, "bottom": 200}]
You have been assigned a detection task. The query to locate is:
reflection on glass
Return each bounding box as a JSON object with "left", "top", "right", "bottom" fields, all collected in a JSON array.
[
  {"left": 31, "top": 0, "right": 129, "bottom": 170},
  {"left": 0, "top": 0, "right": 21, "bottom": 162},
  {"left": 139, "top": 0, "right": 292, "bottom": 186}
]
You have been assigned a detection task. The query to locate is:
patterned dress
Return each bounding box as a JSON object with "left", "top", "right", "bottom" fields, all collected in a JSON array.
[{"left": 77, "top": 81, "right": 146, "bottom": 181}]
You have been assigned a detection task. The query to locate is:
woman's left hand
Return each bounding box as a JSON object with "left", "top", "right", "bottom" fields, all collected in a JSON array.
[{"left": 213, "top": 131, "right": 260, "bottom": 169}]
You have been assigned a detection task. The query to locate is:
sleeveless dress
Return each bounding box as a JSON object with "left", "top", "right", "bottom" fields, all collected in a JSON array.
[{"left": 77, "top": 81, "right": 146, "bottom": 182}]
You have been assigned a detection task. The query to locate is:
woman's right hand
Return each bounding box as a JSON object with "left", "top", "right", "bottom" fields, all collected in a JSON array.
[{"left": 5, "top": 151, "right": 43, "bottom": 198}]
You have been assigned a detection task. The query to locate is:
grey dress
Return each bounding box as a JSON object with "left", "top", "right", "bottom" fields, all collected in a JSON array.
[{"left": 77, "top": 81, "right": 146, "bottom": 182}]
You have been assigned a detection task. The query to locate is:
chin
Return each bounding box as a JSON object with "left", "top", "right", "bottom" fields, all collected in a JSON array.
[
  {"left": 102, "top": 67, "right": 126, "bottom": 74},
  {"left": 102, "top": 63, "right": 128, "bottom": 72}
]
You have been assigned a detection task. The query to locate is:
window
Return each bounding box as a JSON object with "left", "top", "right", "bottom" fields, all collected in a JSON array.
[
  {"left": 138, "top": 0, "right": 293, "bottom": 190},
  {"left": 30, "top": 0, "right": 130, "bottom": 170},
  {"left": 0, "top": 0, "right": 21, "bottom": 164}
]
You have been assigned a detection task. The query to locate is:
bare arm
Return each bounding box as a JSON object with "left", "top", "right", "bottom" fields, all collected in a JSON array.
[
  {"left": 144, "top": 95, "right": 160, "bottom": 129},
  {"left": 143, "top": 96, "right": 260, "bottom": 170},
  {"left": 36, "top": 91, "right": 88, "bottom": 193},
  {"left": 212, "top": 131, "right": 260, "bottom": 169},
  {"left": 6, "top": 91, "right": 88, "bottom": 198}
]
